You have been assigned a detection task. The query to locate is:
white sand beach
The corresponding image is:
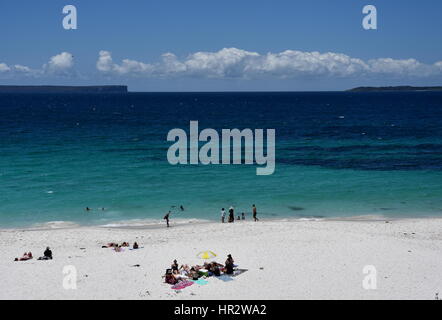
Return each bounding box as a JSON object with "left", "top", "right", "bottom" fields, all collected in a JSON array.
[{"left": 0, "top": 218, "right": 441, "bottom": 300}]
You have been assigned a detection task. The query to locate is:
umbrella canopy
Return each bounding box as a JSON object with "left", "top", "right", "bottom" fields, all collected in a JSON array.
[{"left": 197, "top": 250, "right": 217, "bottom": 260}]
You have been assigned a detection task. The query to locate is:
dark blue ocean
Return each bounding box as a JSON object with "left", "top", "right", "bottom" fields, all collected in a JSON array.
[{"left": 1, "top": 91, "right": 442, "bottom": 228}]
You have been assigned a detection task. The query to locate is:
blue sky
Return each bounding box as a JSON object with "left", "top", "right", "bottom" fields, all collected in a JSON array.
[{"left": 1, "top": 0, "right": 442, "bottom": 91}]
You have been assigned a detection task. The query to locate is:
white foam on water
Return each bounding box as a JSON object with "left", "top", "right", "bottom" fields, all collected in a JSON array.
[
  {"left": 98, "top": 218, "right": 211, "bottom": 229},
  {"left": 27, "top": 220, "right": 81, "bottom": 230}
]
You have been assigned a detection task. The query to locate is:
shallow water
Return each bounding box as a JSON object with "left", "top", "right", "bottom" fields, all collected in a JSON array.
[{"left": 1, "top": 91, "right": 442, "bottom": 228}]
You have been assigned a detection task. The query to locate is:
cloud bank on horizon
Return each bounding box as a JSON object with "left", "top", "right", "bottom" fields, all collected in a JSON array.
[
  {"left": 2, "top": 48, "right": 442, "bottom": 81},
  {"left": 0, "top": 52, "right": 74, "bottom": 77}
]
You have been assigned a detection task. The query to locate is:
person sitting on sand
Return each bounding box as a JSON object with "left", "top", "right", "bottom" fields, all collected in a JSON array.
[
  {"left": 206, "top": 262, "right": 222, "bottom": 276},
  {"left": 171, "top": 260, "right": 179, "bottom": 274},
  {"left": 133, "top": 242, "right": 139, "bottom": 249},
  {"left": 204, "top": 262, "right": 213, "bottom": 274},
  {"left": 114, "top": 245, "right": 123, "bottom": 252},
  {"left": 38, "top": 247, "right": 52, "bottom": 260},
  {"left": 15, "top": 252, "right": 33, "bottom": 261},
  {"left": 189, "top": 267, "right": 200, "bottom": 280},
  {"left": 226, "top": 254, "right": 237, "bottom": 266},
  {"left": 211, "top": 263, "right": 221, "bottom": 276},
  {"left": 164, "top": 269, "right": 178, "bottom": 285},
  {"left": 179, "top": 264, "right": 191, "bottom": 276},
  {"left": 224, "top": 260, "right": 234, "bottom": 275},
  {"left": 224, "top": 254, "right": 235, "bottom": 275}
]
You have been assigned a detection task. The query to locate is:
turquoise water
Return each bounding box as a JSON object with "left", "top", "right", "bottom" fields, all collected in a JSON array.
[{"left": 1, "top": 92, "right": 442, "bottom": 228}]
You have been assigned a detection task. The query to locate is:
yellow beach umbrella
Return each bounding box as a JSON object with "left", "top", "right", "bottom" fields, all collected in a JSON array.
[{"left": 197, "top": 250, "right": 217, "bottom": 260}]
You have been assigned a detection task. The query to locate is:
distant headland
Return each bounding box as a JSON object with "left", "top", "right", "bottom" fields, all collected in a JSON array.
[
  {"left": 0, "top": 85, "right": 128, "bottom": 94},
  {"left": 347, "top": 86, "right": 442, "bottom": 92}
]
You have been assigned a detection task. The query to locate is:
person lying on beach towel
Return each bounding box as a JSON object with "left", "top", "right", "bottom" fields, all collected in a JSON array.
[
  {"left": 38, "top": 247, "right": 52, "bottom": 260},
  {"left": 165, "top": 272, "right": 178, "bottom": 285},
  {"left": 164, "top": 269, "right": 188, "bottom": 284},
  {"left": 102, "top": 242, "right": 118, "bottom": 248},
  {"left": 114, "top": 245, "right": 125, "bottom": 252},
  {"left": 14, "top": 252, "right": 33, "bottom": 261},
  {"left": 102, "top": 242, "right": 130, "bottom": 249}
]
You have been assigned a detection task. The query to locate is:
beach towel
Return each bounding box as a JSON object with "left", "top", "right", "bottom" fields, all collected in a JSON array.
[
  {"left": 232, "top": 269, "right": 248, "bottom": 277},
  {"left": 192, "top": 278, "right": 209, "bottom": 285},
  {"left": 216, "top": 275, "right": 234, "bottom": 282},
  {"left": 171, "top": 280, "right": 194, "bottom": 290}
]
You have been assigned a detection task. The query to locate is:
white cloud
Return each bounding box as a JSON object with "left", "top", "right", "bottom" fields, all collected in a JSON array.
[
  {"left": 249, "top": 50, "right": 368, "bottom": 77},
  {"left": 45, "top": 52, "right": 74, "bottom": 73},
  {"left": 0, "top": 63, "right": 11, "bottom": 72},
  {"left": 367, "top": 58, "right": 435, "bottom": 77},
  {"left": 1, "top": 49, "right": 442, "bottom": 81},
  {"left": 0, "top": 63, "right": 36, "bottom": 75},
  {"left": 96, "top": 48, "right": 442, "bottom": 79},
  {"left": 96, "top": 50, "right": 113, "bottom": 72},
  {"left": 0, "top": 52, "right": 74, "bottom": 78},
  {"left": 14, "top": 64, "right": 33, "bottom": 73},
  {"left": 97, "top": 50, "right": 154, "bottom": 75}
]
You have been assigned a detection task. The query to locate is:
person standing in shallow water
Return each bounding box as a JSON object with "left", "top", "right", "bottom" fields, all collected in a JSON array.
[
  {"left": 228, "top": 206, "right": 235, "bottom": 223},
  {"left": 164, "top": 211, "right": 171, "bottom": 228},
  {"left": 221, "top": 208, "right": 226, "bottom": 223},
  {"left": 252, "top": 204, "right": 259, "bottom": 222}
]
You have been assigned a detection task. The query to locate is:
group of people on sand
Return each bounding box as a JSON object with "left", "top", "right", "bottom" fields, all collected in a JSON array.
[
  {"left": 221, "top": 204, "right": 259, "bottom": 223},
  {"left": 102, "top": 241, "right": 139, "bottom": 251},
  {"left": 164, "top": 254, "right": 237, "bottom": 285},
  {"left": 14, "top": 247, "right": 52, "bottom": 261}
]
